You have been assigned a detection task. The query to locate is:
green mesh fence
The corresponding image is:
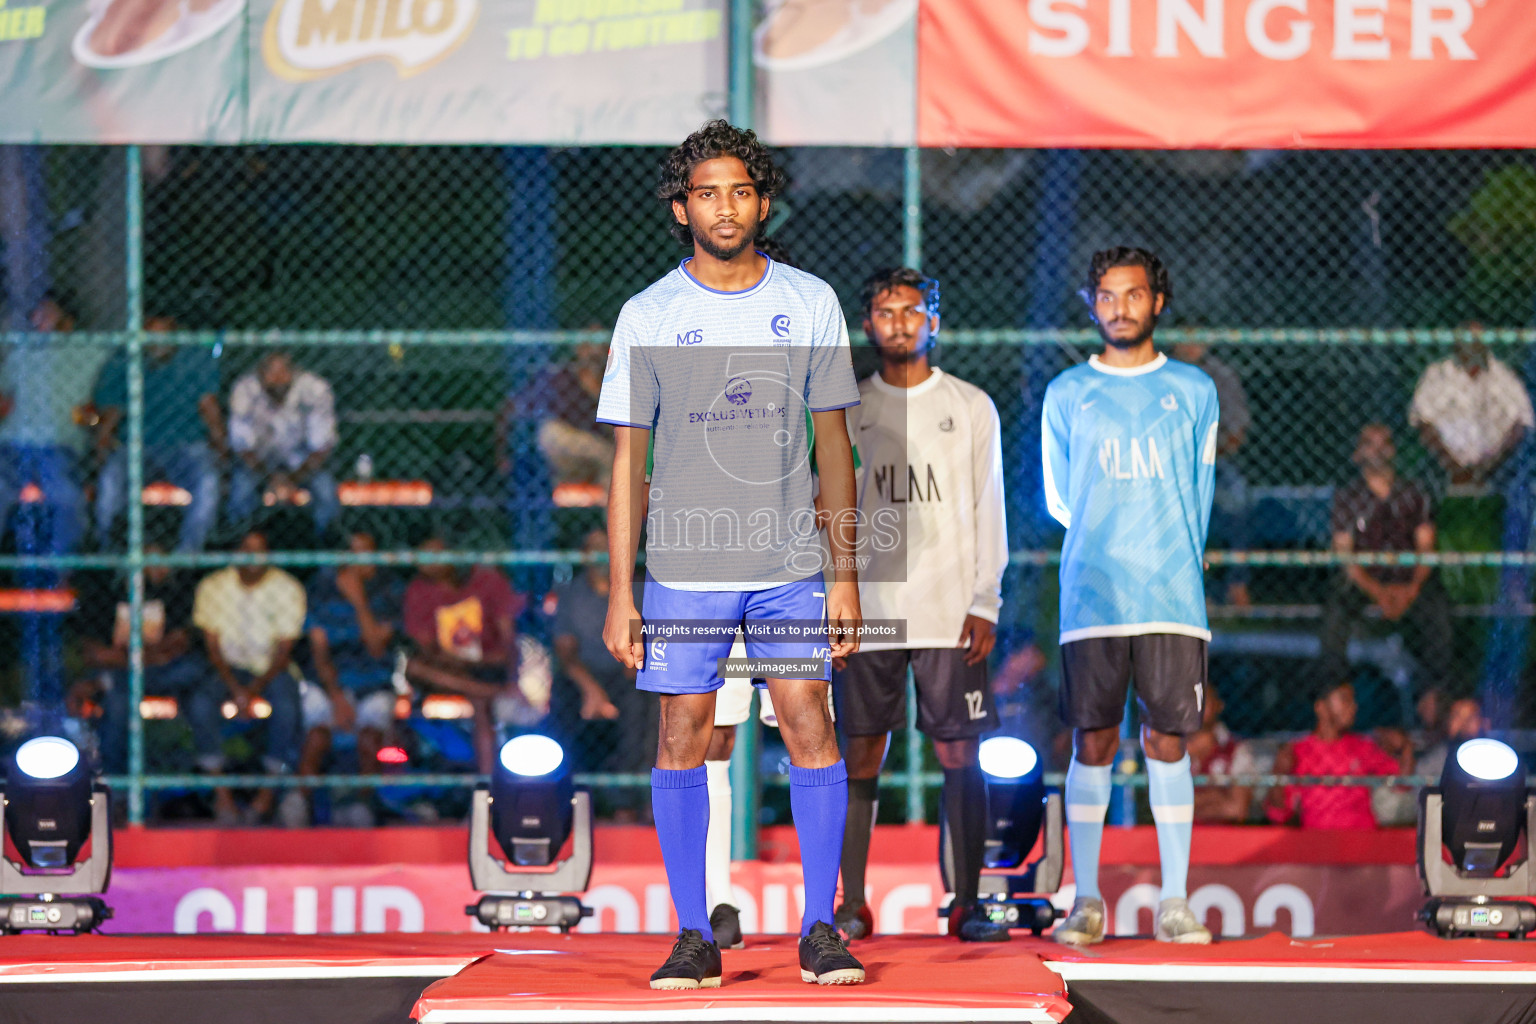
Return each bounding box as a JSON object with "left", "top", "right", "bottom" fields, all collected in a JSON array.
[{"left": 3, "top": 144, "right": 1536, "bottom": 827}]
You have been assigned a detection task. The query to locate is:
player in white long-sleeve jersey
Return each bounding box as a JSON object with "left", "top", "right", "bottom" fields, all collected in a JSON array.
[
  {"left": 1043, "top": 247, "right": 1217, "bottom": 946},
  {"left": 831, "top": 267, "right": 1011, "bottom": 943}
]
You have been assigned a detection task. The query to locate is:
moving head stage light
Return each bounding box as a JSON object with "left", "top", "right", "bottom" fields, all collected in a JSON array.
[
  {"left": 1419, "top": 738, "right": 1536, "bottom": 938},
  {"left": 467, "top": 735, "right": 593, "bottom": 932},
  {"left": 939, "top": 737, "right": 1063, "bottom": 935},
  {"left": 0, "top": 737, "right": 113, "bottom": 935}
]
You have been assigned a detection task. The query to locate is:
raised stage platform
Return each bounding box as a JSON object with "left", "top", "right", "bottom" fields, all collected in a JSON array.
[
  {"left": 411, "top": 934, "right": 1072, "bottom": 1024},
  {"left": 0, "top": 933, "right": 488, "bottom": 1024},
  {"left": 1044, "top": 931, "right": 1536, "bottom": 1024},
  {"left": 1, "top": 929, "right": 1533, "bottom": 1024}
]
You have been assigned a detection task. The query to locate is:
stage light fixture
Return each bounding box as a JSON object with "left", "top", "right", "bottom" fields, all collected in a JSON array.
[
  {"left": 1, "top": 736, "right": 113, "bottom": 934},
  {"left": 466, "top": 735, "right": 592, "bottom": 932},
  {"left": 1418, "top": 738, "right": 1536, "bottom": 938},
  {"left": 939, "top": 736, "right": 1062, "bottom": 936},
  {"left": 492, "top": 735, "right": 572, "bottom": 868}
]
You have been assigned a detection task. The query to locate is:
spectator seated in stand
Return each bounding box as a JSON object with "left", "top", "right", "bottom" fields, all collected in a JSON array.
[
  {"left": 1186, "top": 682, "right": 1264, "bottom": 823},
  {"left": 1319, "top": 423, "right": 1453, "bottom": 693},
  {"left": 1416, "top": 696, "right": 1490, "bottom": 780},
  {"left": 402, "top": 530, "right": 538, "bottom": 773},
  {"left": 92, "top": 315, "right": 226, "bottom": 553},
  {"left": 192, "top": 526, "right": 307, "bottom": 824},
  {"left": 497, "top": 331, "right": 613, "bottom": 507},
  {"left": 1373, "top": 692, "right": 1490, "bottom": 826},
  {"left": 228, "top": 351, "right": 339, "bottom": 540},
  {"left": 1266, "top": 679, "right": 1414, "bottom": 830},
  {"left": 0, "top": 294, "right": 102, "bottom": 558},
  {"left": 1411, "top": 322, "right": 1533, "bottom": 488},
  {"left": 288, "top": 527, "right": 407, "bottom": 827},
  {"left": 72, "top": 537, "right": 222, "bottom": 776},
  {"left": 548, "top": 528, "right": 656, "bottom": 820}
]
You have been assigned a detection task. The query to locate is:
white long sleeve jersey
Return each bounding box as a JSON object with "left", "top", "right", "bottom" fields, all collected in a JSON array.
[{"left": 848, "top": 369, "right": 1007, "bottom": 651}]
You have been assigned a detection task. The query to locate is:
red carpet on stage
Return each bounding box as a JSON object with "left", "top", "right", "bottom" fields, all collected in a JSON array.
[{"left": 412, "top": 933, "right": 1072, "bottom": 1023}]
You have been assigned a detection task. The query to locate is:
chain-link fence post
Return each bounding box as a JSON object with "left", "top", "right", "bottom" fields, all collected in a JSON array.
[
  {"left": 903, "top": 146, "right": 922, "bottom": 271},
  {"left": 727, "top": 0, "right": 761, "bottom": 861},
  {"left": 904, "top": 668, "right": 922, "bottom": 822},
  {"left": 124, "top": 144, "right": 147, "bottom": 826}
]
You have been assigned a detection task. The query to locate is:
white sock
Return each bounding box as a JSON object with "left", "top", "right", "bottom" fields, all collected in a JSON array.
[{"left": 704, "top": 759, "right": 734, "bottom": 910}]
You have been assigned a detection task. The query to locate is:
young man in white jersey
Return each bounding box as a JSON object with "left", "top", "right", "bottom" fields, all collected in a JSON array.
[
  {"left": 599, "top": 121, "right": 866, "bottom": 988},
  {"left": 830, "top": 268, "right": 1010, "bottom": 943},
  {"left": 1042, "top": 247, "right": 1218, "bottom": 946}
]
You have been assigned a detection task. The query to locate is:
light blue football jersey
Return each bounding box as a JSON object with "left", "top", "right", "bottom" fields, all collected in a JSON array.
[{"left": 1042, "top": 353, "right": 1219, "bottom": 643}]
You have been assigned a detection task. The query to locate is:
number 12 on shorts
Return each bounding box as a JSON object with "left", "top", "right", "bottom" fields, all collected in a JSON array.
[{"left": 965, "top": 690, "right": 986, "bottom": 720}]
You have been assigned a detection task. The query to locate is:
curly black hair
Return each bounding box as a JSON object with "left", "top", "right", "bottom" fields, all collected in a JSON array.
[
  {"left": 756, "top": 235, "right": 798, "bottom": 268},
  {"left": 656, "top": 120, "right": 787, "bottom": 246},
  {"left": 1083, "top": 246, "right": 1172, "bottom": 312},
  {"left": 858, "top": 266, "right": 941, "bottom": 322}
]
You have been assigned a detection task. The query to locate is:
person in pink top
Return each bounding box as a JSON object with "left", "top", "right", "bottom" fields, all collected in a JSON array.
[
  {"left": 402, "top": 533, "right": 528, "bottom": 772},
  {"left": 1266, "top": 680, "right": 1414, "bottom": 829}
]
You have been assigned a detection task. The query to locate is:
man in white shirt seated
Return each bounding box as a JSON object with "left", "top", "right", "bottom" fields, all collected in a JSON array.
[
  {"left": 1410, "top": 322, "right": 1533, "bottom": 488},
  {"left": 227, "top": 351, "right": 340, "bottom": 539}
]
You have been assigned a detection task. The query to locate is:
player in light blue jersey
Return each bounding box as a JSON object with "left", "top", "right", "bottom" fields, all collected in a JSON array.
[
  {"left": 1042, "top": 247, "right": 1218, "bottom": 947},
  {"left": 597, "top": 122, "right": 865, "bottom": 989}
]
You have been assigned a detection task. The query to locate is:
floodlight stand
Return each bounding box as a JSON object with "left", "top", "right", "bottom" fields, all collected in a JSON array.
[
  {"left": 941, "top": 791, "right": 1064, "bottom": 935},
  {"left": 1418, "top": 789, "right": 1536, "bottom": 939},
  {"left": 0, "top": 783, "right": 113, "bottom": 935},
  {"left": 1418, "top": 790, "right": 1536, "bottom": 898},
  {"left": 467, "top": 787, "right": 593, "bottom": 932}
]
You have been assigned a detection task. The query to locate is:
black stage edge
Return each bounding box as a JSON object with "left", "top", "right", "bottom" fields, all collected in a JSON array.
[
  {"left": 0, "top": 977, "right": 430, "bottom": 1024},
  {"left": 1062, "top": 981, "right": 1536, "bottom": 1024}
]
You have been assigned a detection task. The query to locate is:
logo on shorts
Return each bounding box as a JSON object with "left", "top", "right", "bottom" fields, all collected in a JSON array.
[
  {"left": 1194, "top": 682, "right": 1204, "bottom": 712},
  {"left": 770, "top": 314, "right": 791, "bottom": 338},
  {"left": 649, "top": 640, "right": 668, "bottom": 669},
  {"left": 724, "top": 377, "right": 753, "bottom": 405}
]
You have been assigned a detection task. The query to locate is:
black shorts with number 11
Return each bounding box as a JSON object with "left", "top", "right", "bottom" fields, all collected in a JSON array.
[{"left": 832, "top": 649, "right": 996, "bottom": 742}]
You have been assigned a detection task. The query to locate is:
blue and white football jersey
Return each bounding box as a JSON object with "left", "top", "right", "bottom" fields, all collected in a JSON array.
[
  {"left": 1042, "top": 353, "right": 1218, "bottom": 643},
  {"left": 596, "top": 256, "right": 860, "bottom": 592}
]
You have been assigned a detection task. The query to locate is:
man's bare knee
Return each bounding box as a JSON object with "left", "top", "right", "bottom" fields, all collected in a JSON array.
[
  {"left": 767, "top": 682, "right": 838, "bottom": 768},
  {"left": 843, "top": 733, "right": 888, "bottom": 779},
  {"left": 656, "top": 693, "right": 716, "bottom": 769},
  {"left": 1074, "top": 727, "right": 1120, "bottom": 766},
  {"left": 933, "top": 737, "right": 979, "bottom": 772},
  {"left": 706, "top": 725, "right": 736, "bottom": 762},
  {"left": 1140, "top": 725, "right": 1186, "bottom": 763}
]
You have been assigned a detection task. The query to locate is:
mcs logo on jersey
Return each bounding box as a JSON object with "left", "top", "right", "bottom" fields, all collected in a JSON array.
[
  {"left": 264, "top": 0, "right": 478, "bottom": 80},
  {"left": 1098, "top": 436, "right": 1166, "bottom": 480}
]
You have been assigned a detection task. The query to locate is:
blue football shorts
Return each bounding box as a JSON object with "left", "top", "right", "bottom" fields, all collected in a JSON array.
[{"left": 635, "top": 573, "right": 832, "bottom": 694}]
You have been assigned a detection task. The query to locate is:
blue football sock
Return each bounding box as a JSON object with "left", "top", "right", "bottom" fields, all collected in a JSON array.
[
  {"left": 1065, "top": 758, "right": 1113, "bottom": 902},
  {"left": 789, "top": 760, "right": 848, "bottom": 936},
  {"left": 652, "top": 765, "right": 713, "bottom": 943},
  {"left": 1146, "top": 753, "right": 1194, "bottom": 902}
]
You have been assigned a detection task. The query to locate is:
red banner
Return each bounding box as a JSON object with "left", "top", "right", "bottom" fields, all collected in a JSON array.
[
  {"left": 101, "top": 825, "right": 1425, "bottom": 938},
  {"left": 104, "top": 860, "right": 1424, "bottom": 938},
  {"left": 918, "top": 0, "right": 1536, "bottom": 148}
]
